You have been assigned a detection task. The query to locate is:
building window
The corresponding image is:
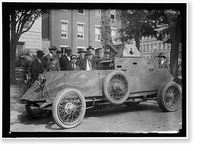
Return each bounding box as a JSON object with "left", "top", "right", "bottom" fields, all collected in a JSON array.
[
  {"left": 147, "top": 44, "right": 149, "bottom": 52},
  {"left": 95, "top": 9, "right": 101, "bottom": 18},
  {"left": 111, "top": 28, "right": 117, "bottom": 43},
  {"left": 77, "top": 23, "right": 84, "bottom": 39},
  {"left": 60, "top": 45, "right": 69, "bottom": 53},
  {"left": 110, "top": 10, "right": 116, "bottom": 20},
  {"left": 61, "top": 21, "right": 69, "bottom": 38},
  {"left": 95, "top": 26, "right": 101, "bottom": 41},
  {"left": 61, "top": 9, "right": 68, "bottom": 11},
  {"left": 78, "top": 9, "right": 85, "bottom": 14}
]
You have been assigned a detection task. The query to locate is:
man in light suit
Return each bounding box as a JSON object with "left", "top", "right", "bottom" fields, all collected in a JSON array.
[{"left": 158, "top": 52, "right": 169, "bottom": 69}]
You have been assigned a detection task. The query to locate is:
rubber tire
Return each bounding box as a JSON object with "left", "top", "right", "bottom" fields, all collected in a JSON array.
[
  {"left": 157, "top": 81, "right": 182, "bottom": 112},
  {"left": 103, "top": 71, "right": 130, "bottom": 105},
  {"left": 52, "top": 88, "right": 86, "bottom": 129},
  {"left": 25, "top": 102, "right": 51, "bottom": 119}
]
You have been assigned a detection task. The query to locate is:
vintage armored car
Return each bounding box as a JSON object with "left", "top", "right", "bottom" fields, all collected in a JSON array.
[{"left": 21, "top": 44, "right": 182, "bottom": 129}]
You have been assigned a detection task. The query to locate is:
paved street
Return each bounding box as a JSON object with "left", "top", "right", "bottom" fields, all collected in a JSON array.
[{"left": 10, "top": 84, "right": 182, "bottom": 133}]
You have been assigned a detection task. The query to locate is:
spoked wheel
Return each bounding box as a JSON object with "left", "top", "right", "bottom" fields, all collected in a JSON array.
[
  {"left": 53, "top": 88, "right": 86, "bottom": 129},
  {"left": 103, "top": 71, "right": 130, "bottom": 105},
  {"left": 157, "top": 81, "right": 182, "bottom": 112},
  {"left": 25, "top": 102, "right": 52, "bottom": 119}
]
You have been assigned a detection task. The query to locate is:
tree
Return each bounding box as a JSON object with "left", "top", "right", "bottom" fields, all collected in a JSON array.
[
  {"left": 117, "top": 9, "right": 184, "bottom": 80},
  {"left": 146, "top": 9, "right": 182, "bottom": 79},
  {"left": 10, "top": 9, "right": 47, "bottom": 84},
  {"left": 100, "top": 9, "right": 113, "bottom": 51},
  {"left": 117, "top": 9, "right": 152, "bottom": 51}
]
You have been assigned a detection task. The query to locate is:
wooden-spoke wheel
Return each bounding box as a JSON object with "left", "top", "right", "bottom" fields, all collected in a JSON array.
[
  {"left": 157, "top": 81, "right": 182, "bottom": 112},
  {"left": 53, "top": 88, "right": 86, "bottom": 129},
  {"left": 104, "top": 71, "right": 130, "bottom": 105}
]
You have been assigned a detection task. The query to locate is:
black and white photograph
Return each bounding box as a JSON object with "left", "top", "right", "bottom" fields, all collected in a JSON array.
[{"left": 2, "top": 2, "right": 187, "bottom": 138}]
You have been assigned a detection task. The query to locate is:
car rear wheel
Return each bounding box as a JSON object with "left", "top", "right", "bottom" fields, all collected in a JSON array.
[
  {"left": 25, "top": 102, "right": 51, "bottom": 119},
  {"left": 157, "top": 81, "right": 182, "bottom": 112},
  {"left": 52, "top": 88, "right": 86, "bottom": 129},
  {"left": 103, "top": 71, "right": 130, "bottom": 105}
]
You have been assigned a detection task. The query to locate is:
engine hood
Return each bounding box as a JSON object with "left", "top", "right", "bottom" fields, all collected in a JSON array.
[{"left": 21, "top": 70, "right": 111, "bottom": 102}]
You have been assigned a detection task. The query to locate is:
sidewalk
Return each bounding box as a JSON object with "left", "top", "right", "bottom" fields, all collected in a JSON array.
[{"left": 10, "top": 84, "right": 29, "bottom": 124}]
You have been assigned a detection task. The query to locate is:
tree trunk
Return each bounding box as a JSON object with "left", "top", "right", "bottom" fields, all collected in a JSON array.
[
  {"left": 169, "top": 14, "right": 181, "bottom": 79},
  {"left": 10, "top": 42, "right": 17, "bottom": 84},
  {"left": 134, "top": 30, "right": 140, "bottom": 51},
  {"left": 10, "top": 10, "right": 18, "bottom": 84},
  {"left": 170, "top": 41, "right": 179, "bottom": 79}
]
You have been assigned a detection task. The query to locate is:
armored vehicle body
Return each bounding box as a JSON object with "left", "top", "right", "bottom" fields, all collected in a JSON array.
[{"left": 21, "top": 44, "right": 182, "bottom": 129}]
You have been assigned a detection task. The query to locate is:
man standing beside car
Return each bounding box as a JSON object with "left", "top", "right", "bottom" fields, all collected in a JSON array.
[{"left": 30, "top": 50, "right": 46, "bottom": 84}]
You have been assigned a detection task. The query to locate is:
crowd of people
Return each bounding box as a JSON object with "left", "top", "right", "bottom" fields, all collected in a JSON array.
[
  {"left": 30, "top": 45, "right": 111, "bottom": 84},
  {"left": 29, "top": 44, "right": 168, "bottom": 84}
]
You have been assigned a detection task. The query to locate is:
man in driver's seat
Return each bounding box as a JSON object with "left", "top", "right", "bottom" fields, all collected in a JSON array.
[{"left": 102, "top": 50, "right": 111, "bottom": 60}]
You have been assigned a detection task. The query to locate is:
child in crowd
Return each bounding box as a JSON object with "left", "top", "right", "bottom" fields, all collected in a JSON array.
[{"left": 47, "top": 57, "right": 60, "bottom": 71}]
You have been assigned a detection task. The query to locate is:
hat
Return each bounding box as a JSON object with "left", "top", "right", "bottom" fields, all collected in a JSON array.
[
  {"left": 56, "top": 50, "right": 62, "bottom": 54},
  {"left": 77, "top": 48, "right": 86, "bottom": 54},
  {"left": 158, "top": 52, "right": 166, "bottom": 58},
  {"left": 86, "top": 45, "right": 94, "bottom": 50},
  {"left": 37, "top": 50, "right": 45, "bottom": 57},
  {"left": 85, "top": 50, "right": 94, "bottom": 56},
  {"left": 95, "top": 48, "right": 102, "bottom": 53},
  {"left": 65, "top": 47, "right": 72, "bottom": 52},
  {"left": 70, "top": 55, "right": 79, "bottom": 60},
  {"left": 104, "top": 50, "right": 110, "bottom": 54},
  {"left": 50, "top": 57, "right": 56, "bottom": 61},
  {"left": 49, "top": 45, "right": 57, "bottom": 50}
]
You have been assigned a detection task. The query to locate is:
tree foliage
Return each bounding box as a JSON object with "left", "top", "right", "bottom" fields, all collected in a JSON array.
[
  {"left": 100, "top": 9, "right": 113, "bottom": 51},
  {"left": 117, "top": 9, "right": 183, "bottom": 79}
]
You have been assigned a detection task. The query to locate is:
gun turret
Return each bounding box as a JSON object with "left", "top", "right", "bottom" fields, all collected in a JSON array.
[{"left": 107, "top": 43, "right": 125, "bottom": 58}]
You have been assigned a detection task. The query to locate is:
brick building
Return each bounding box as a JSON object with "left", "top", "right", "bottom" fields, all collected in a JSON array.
[{"left": 42, "top": 9, "right": 120, "bottom": 55}]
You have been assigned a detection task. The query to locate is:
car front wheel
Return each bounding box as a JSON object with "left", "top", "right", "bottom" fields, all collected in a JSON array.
[{"left": 52, "top": 88, "right": 86, "bottom": 129}]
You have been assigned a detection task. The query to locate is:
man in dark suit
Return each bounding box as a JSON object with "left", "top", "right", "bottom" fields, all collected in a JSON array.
[
  {"left": 43, "top": 45, "right": 60, "bottom": 71},
  {"left": 76, "top": 48, "right": 86, "bottom": 67},
  {"left": 30, "top": 50, "right": 45, "bottom": 84},
  {"left": 79, "top": 50, "right": 96, "bottom": 70},
  {"left": 93, "top": 48, "right": 103, "bottom": 69},
  {"left": 59, "top": 47, "right": 72, "bottom": 71}
]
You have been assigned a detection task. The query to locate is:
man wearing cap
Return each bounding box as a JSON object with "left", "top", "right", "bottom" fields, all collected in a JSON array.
[
  {"left": 30, "top": 50, "right": 45, "bottom": 84},
  {"left": 79, "top": 50, "right": 96, "bottom": 70},
  {"left": 93, "top": 48, "right": 103, "bottom": 68},
  {"left": 158, "top": 52, "right": 169, "bottom": 69},
  {"left": 59, "top": 47, "right": 72, "bottom": 71},
  {"left": 102, "top": 50, "right": 111, "bottom": 60},
  {"left": 43, "top": 45, "right": 60, "bottom": 71}
]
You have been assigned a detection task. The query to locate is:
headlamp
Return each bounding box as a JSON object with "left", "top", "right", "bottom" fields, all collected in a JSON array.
[
  {"left": 37, "top": 73, "right": 46, "bottom": 87},
  {"left": 24, "top": 74, "right": 31, "bottom": 85}
]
